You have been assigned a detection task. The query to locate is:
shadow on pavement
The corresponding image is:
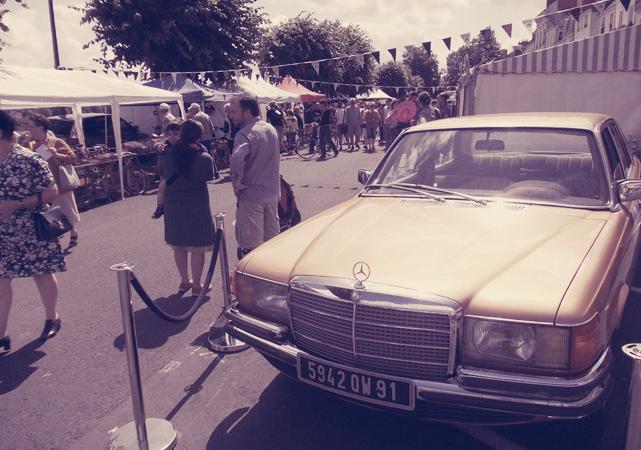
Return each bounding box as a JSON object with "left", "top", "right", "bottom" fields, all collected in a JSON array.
[
  {"left": 113, "top": 293, "right": 210, "bottom": 351},
  {"left": 206, "top": 374, "right": 488, "bottom": 450},
  {"left": 0, "top": 339, "right": 46, "bottom": 395}
]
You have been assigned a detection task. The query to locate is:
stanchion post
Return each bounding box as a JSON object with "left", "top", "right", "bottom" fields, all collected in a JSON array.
[
  {"left": 623, "top": 343, "right": 641, "bottom": 450},
  {"left": 108, "top": 262, "right": 177, "bottom": 450},
  {"left": 208, "top": 213, "right": 249, "bottom": 353}
]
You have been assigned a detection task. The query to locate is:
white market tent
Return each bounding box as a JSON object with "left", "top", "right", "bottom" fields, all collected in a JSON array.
[
  {"left": 357, "top": 88, "right": 394, "bottom": 100},
  {"left": 459, "top": 23, "right": 641, "bottom": 140},
  {"left": 0, "top": 65, "right": 185, "bottom": 198},
  {"left": 236, "top": 76, "right": 300, "bottom": 103}
]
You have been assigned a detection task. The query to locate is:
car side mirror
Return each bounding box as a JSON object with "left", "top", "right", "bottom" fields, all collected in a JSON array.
[
  {"left": 357, "top": 169, "right": 372, "bottom": 185},
  {"left": 618, "top": 179, "right": 641, "bottom": 202}
]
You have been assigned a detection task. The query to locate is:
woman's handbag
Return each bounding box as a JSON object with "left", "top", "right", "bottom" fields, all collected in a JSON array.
[
  {"left": 59, "top": 164, "right": 80, "bottom": 190},
  {"left": 33, "top": 192, "right": 72, "bottom": 241}
]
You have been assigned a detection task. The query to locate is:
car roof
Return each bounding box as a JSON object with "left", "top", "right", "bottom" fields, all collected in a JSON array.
[{"left": 410, "top": 112, "right": 611, "bottom": 132}]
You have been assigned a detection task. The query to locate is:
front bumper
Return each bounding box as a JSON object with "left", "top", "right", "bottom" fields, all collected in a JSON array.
[{"left": 225, "top": 303, "right": 612, "bottom": 424}]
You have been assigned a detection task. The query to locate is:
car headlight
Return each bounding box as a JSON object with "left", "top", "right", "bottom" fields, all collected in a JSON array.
[
  {"left": 461, "top": 318, "right": 571, "bottom": 372},
  {"left": 234, "top": 272, "right": 290, "bottom": 324},
  {"left": 461, "top": 316, "right": 604, "bottom": 374}
]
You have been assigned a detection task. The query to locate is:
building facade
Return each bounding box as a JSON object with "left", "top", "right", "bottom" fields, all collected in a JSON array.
[{"left": 528, "top": 0, "right": 640, "bottom": 53}]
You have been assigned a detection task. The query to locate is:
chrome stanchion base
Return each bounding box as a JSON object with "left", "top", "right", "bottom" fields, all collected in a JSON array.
[
  {"left": 208, "top": 315, "right": 249, "bottom": 353},
  {"left": 108, "top": 418, "right": 177, "bottom": 450}
]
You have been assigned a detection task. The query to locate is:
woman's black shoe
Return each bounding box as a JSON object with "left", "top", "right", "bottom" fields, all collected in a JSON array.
[
  {"left": 40, "top": 318, "right": 61, "bottom": 341},
  {"left": 0, "top": 335, "right": 10, "bottom": 354}
]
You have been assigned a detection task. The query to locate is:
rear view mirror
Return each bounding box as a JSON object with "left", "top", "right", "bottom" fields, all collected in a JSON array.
[
  {"left": 357, "top": 169, "right": 372, "bottom": 185},
  {"left": 474, "top": 139, "right": 505, "bottom": 151}
]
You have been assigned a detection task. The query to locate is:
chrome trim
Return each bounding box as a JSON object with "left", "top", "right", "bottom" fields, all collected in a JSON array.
[
  {"left": 458, "top": 349, "right": 610, "bottom": 394},
  {"left": 225, "top": 303, "right": 289, "bottom": 342},
  {"left": 235, "top": 270, "right": 289, "bottom": 287},
  {"left": 225, "top": 320, "right": 611, "bottom": 420},
  {"left": 463, "top": 312, "right": 599, "bottom": 328},
  {"left": 289, "top": 276, "right": 462, "bottom": 378}
]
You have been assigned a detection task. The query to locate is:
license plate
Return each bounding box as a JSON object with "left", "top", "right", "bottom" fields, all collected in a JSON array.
[{"left": 297, "top": 354, "right": 414, "bottom": 411}]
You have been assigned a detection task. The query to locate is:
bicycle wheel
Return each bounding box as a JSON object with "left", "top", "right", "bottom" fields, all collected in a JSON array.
[
  {"left": 295, "top": 140, "right": 317, "bottom": 160},
  {"left": 124, "top": 166, "right": 149, "bottom": 196}
]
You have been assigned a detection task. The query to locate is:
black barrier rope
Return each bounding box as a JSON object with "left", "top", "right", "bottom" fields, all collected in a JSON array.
[{"left": 129, "top": 229, "right": 223, "bottom": 323}]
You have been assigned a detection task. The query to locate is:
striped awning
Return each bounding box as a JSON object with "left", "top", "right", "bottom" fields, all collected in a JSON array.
[{"left": 480, "top": 23, "right": 641, "bottom": 74}]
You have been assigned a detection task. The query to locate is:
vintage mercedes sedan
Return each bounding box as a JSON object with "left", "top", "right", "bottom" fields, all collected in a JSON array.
[{"left": 225, "top": 113, "right": 641, "bottom": 423}]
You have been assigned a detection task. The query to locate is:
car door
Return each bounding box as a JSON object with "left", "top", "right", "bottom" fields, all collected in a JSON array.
[{"left": 601, "top": 122, "right": 640, "bottom": 329}]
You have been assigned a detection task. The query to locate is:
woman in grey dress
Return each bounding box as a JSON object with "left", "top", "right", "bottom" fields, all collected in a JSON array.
[{"left": 159, "top": 120, "right": 215, "bottom": 296}]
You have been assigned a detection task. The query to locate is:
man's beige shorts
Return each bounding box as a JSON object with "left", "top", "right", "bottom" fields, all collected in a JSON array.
[{"left": 235, "top": 199, "right": 279, "bottom": 249}]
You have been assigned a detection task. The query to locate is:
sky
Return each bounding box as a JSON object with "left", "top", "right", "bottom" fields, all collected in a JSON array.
[{"left": 1, "top": 0, "right": 545, "bottom": 74}]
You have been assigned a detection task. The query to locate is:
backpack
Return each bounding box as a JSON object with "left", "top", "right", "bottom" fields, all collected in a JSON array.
[{"left": 278, "top": 175, "right": 302, "bottom": 232}]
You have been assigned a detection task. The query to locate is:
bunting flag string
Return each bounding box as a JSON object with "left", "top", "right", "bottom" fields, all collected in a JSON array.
[{"left": 61, "top": 2, "right": 612, "bottom": 81}]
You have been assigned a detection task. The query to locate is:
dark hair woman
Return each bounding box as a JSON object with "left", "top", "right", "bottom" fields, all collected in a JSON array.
[
  {"left": 158, "top": 119, "right": 215, "bottom": 295},
  {"left": 0, "top": 111, "right": 65, "bottom": 354}
]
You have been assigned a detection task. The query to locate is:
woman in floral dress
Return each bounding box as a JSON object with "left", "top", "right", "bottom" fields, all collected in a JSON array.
[{"left": 0, "top": 111, "right": 65, "bottom": 354}]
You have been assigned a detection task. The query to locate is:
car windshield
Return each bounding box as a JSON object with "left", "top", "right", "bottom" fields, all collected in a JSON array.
[{"left": 368, "top": 128, "right": 610, "bottom": 207}]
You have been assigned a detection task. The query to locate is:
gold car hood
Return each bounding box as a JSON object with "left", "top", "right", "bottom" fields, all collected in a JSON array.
[{"left": 241, "top": 197, "right": 607, "bottom": 324}]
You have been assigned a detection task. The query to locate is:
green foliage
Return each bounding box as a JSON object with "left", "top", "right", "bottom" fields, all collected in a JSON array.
[
  {"left": 444, "top": 29, "right": 507, "bottom": 87},
  {"left": 375, "top": 62, "right": 408, "bottom": 98},
  {"left": 78, "top": 0, "right": 265, "bottom": 71},
  {"left": 259, "top": 13, "right": 375, "bottom": 96},
  {"left": 403, "top": 47, "right": 440, "bottom": 87},
  {"left": 0, "top": 0, "right": 27, "bottom": 55}
]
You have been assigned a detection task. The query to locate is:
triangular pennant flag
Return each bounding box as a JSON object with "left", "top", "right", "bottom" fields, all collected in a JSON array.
[
  {"left": 394, "top": 87, "right": 400, "bottom": 95},
  {"left": 501, "top": 24, "right": 512, "bottom": 37},
  {"left": 224, "top": 71, "right": 231, "bottom": 80},
  {"left": 334, "top": 83, "right": 340, "bottom": 90},
  {"left": 199, "top": 72, "right": 205, "bottom": 80},
  {"left": 570, "top": 7, "right": 581, "bottom": 21},
  {"left": 480, "top": 27, "right": 491, "bottom": 39},
  {"left": 404, "top": 45, "right": 414, "bottom": 54},
  {"left": 621, "top": 0, "right": 631, "bottom": 10},
  {"left": 90, "top": 69, "right": 96, "bottom": 74},
  {"left": 522, "top": 19, "right": 534, "bottom": 33},
  {"left": 460, "top": 33, "right": 471, "bottom": 46},
  {"left": 442, "top": 37, "right": 451, "bottom": 50},
  {"left": 259, "top": 68, "right": 266, "bottom": 78},
  {"left": 422, "top": 42, "right": 431, "bottom": 54},
  {"left": 311, "top": 61, "right": 320, "bottom": 74},
  {"left": 170, "top": 72, "right": 177, "bottom": 84},
  {"left": 388, "top": 48, "right": 397, "bottom": 62},
  {"left": 132, "top": 71, "right": 138, "bottom": 81},
  {"left": 234, "top": 70, "right": 243, "bottom": 78},
  {"left": 372, "top": 51, "right": 380, "bottom": 64},
  {"left": 274, "top": 66, "right": 280, "bottom": 77}
]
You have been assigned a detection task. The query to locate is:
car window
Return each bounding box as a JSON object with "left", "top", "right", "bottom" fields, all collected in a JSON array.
[
  {"left": 371, "top": 128, "right": 609, "bottom": 207},
  {"left": 611, "top": 124, "right": 632, "bottom": 169},
  {"left": 602, "top": 128, "right": 625, "bottom": 180}
]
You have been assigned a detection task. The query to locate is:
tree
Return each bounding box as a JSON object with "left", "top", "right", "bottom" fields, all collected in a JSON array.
[
  {"left": 375, "top": 62, "right": 408, "bottom": 98},
  {"left": 403, "top": 47, "right": 440, "bottom": 87},
  {"left": 78, "top": 0, "right": 264, "bottom": 71},
  {"left": 0, "top": 0, "right": 26, "bottom": 55},
  {"left": 259, "top": 13, "right": 375, "bottom": 96},
  {"left": 444, "top": 29, "right": 507, "bottom": 87}
]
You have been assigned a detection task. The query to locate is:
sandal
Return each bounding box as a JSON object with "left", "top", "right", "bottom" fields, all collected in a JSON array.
[
  {"left": 191, "top": 285, "right": 211, "bottom": 296},
  {"left": 178, "top": 281, "right": 193, "bottom": 293},
  {"left": 0, "top": 335, "right": 10, "bottom": 355}
]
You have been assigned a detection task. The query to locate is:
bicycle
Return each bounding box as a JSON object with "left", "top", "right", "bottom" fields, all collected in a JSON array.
[
  {"left": 209, "top": 138, "right": 230, "bottom": 171},
  {"left": 294, "top": 123, "right": 339, "bottom": 160}
]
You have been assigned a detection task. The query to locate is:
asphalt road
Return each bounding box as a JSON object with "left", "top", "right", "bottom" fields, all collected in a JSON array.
[{"left": 0, "top": 144, "right": 639, "bottom": 450}]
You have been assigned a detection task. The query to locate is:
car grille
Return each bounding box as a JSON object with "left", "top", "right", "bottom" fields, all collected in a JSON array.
[{"left": 289, "top": 288, "right": 453, "bottom": 381}]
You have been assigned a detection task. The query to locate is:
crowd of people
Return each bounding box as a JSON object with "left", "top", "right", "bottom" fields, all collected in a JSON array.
[{"left": 0, "top": 88, "right": 455, "bottom": 354}]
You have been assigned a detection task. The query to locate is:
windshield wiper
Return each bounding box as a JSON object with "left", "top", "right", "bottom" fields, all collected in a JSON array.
[
  {"left": 364, "top": 183, "right": 446, "bottom": 202},
  {"left": 393, "top": 183, "right": 487, "bottom": 205}
]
